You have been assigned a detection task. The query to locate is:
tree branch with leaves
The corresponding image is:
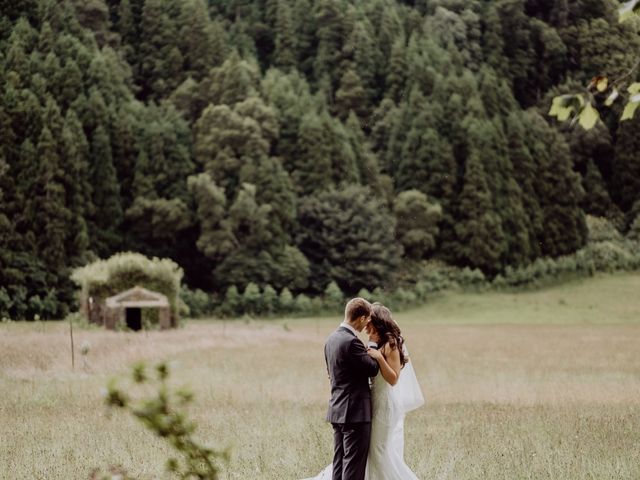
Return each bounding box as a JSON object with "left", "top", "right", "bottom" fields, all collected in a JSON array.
[{"left": 549, "top": 3, "right": 640, "bottom": 129}]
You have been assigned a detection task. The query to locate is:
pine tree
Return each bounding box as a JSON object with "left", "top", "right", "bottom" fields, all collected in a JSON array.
[
  {"left": 178, "top": 0, "right": 217, "bottom": 81},
  {"left": 506, "top": 112, "right": 543, "bottom": 260},
  {"left": 334, "top": 69, "right": 370, "bottom": 120},
  {"left": 273, "top": 0, "right": 297, "bottom": 69},
  {"left": 385, "top": 36, "right": 408, "bottom": 103},
  {"left": 568, "top": 124, "right": 621, "bottom": 223},
  {"left": 194, "top": 101, "right": 270, "bottom": 196},
  {"left": 89, "top": 125, "right": 123, "bottom": 256},
  {"left": 32, "top": 126, "right": 71, "bottom": 271},
  {"left": 292, "top": 111, "right": 334, "bottom": 195},
  {"left": 58, "top": 59, "right": 83, "bottom": 110},
  {"left": 478, "top": 65, "right": 517, "bottom": 118},
  {"left": 342, "top": 18, "right": 379, "bottom": 101},
  {"left": 394, "top": 190, "right": 442, "bottom": 259},
  {"left": 292, "top": 0, "right": 315, "bottom": 75},
  {"left": 110, "top": 108, "right": 138, "bottom": 208},
  {"left": 482, "top": 4, "right": 505, "bottom": 76},
  {"left": 118, "top": 0, "right": 137, "bottom": 63},
  {"left": 134, "top": 104, "right": 195, "bottom": 201},
  {"left": 260, "top": 68, "right": 314, "bottom": 168},
  {"left": 526, "top": 112, "right": 587, "bottom": 257},
  {"left": 138, "top": 0, "right": 182, "bottom": 100},
  {"left": 468, "top": 118, "right": 530, "bottom": 267},
  {"left": 205, "top": 51, "right": 260, "bottom": 106},
  {"left": 613, "top": 117, "right": 640, "bottom": 212},
  {"left": 297, "top": 186, "right": 401, "bottom": 293},
  {"left": 313, "top": 0, "right": 348, "bottom": 88},
  {"left": 61, "top": 109, "right": 93, "bottom": 262},
  {"left": 187, "top": 173, "right": 234, "bottom": 262},
  {"left": 239, "top": 156, "right": 296, "bottom": 242},
  {"left": 454, "top": 147, "right": 505, "bottom": 273},
  {"left": 344, "top": 113, "right": 381, "bottom": 189},
  {"left": 376, "top": 3, "right": 404, "bottom": 62},
  {"left": 209, "top": 19, "right": 228, "bottom": 68},
  {"left": 213, "top": 183, "right": 309, "bottom": 291},
  {"left": 370, "top": 99, "right": 400, "bottom": 169},
  {"left": 397, "top": 123, "right": 456, "bottom": 208}
]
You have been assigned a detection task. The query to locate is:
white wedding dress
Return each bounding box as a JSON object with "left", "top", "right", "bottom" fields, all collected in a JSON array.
[{"left": 303, "top": 347, "right": 424, "bottom": 480}]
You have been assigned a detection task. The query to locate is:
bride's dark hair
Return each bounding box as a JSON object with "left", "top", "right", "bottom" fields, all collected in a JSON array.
[{"left": 370, "top": 302, "right": 407, "bottom": 367}]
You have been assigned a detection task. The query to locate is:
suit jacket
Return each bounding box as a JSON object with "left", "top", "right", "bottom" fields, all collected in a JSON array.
[{"left": 325, "top": 326, "right": 380, "bottom": 424}]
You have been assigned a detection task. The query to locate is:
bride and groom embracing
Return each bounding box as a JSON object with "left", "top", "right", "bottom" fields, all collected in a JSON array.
[{"left": 303, "top": 298, "right": 425, "bottom": 480}]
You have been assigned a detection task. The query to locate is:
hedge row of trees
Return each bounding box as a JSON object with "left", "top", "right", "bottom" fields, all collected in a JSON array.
[
  {"left": 179, "top": 216, "right": 640, "bottom": 318},
  {"left": 2, "top": 0, "right": 640, "bottom": 319}
]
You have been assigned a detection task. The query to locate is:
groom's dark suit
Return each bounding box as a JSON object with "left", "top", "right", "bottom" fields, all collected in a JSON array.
[{"left": 325, "top": 325, "right": 380, "bottom": 480}]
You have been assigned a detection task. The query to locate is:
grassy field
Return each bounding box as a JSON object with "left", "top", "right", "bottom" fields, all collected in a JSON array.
[{"left": 2, "top": 272, "right": 640, "bottom": 479}]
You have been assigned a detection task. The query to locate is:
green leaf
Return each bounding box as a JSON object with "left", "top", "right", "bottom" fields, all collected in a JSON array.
[
  {"left": 549, "top": 94, "right": 584, "bottom": 122},
  {"left": 627, "top": 82, "right": 640, "bottom": 95},
  {"left": 579, "top": 102, "right": 599, "bottom": 130},
  {"left": 548, "top": 96, "right": 564, "bottom": 116},
  {"left": 622, "top": 100, "right": 640, "bottom": 121},
  {"left": 605, "top": 88, "right": 619, "bottom": 107},
  {"left": 619, "top": 0, "right": 640, "bottom": 22}
]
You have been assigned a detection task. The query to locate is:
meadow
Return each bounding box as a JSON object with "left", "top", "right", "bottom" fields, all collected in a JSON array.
[{"left": 1, "top": 273, "right": 640, "bottom": 479}]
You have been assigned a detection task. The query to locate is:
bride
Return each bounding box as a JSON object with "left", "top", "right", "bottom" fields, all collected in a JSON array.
[{"left": 304, "top": 302, "right": 424, "bottom": 480}]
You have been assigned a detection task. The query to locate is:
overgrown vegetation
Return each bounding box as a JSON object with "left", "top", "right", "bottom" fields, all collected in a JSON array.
[
  {"left": 71, "top": 252, "right": 183, "bottom": 318},
  {"left": 95, "top": 362, "right": 229, "bottom": 480}
]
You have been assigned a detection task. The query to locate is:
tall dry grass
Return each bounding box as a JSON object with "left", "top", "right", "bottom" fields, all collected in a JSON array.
[{"left": 1, "top": 273, "right": 640, "bottom": 479}]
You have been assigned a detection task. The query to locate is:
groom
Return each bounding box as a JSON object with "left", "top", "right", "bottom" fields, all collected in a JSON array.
[{"left": 324, "top": 298, "right": 380, "bottom": 480}]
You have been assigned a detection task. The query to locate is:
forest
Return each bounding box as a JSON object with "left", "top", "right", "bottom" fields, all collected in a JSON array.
[{"left": 1, "top": 0, "right": 640, "bottom": 319}]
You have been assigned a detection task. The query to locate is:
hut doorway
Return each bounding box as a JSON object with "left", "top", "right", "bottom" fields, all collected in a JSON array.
[
  {"left": 104, "top": 286, "right": 173, "bottom": 330},
  {"left": 126, "top": 308, "right": 142, "bottom": 331}
]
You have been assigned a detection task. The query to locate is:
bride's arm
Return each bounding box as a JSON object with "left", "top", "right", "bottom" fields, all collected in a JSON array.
[{"left": 367, "top": 345, "right": 401, "bottom": 386}]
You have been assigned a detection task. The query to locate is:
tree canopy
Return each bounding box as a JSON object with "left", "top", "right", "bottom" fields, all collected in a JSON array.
[{"left": 1, "top": 0, "right": 638, "bottom": 318}]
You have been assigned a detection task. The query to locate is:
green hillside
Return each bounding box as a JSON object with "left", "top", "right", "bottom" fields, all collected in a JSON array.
[{"left": 2, "top": 0, "right": 640, "bottom": 319}]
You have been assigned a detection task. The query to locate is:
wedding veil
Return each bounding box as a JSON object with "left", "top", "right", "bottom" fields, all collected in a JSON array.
[{"left": 396, "top": 344, "right": 425, "bottom": 414}]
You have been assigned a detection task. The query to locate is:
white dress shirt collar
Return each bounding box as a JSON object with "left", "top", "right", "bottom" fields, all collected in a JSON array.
[{"left": 340, "top": 321, "right": 358, "bottom": 336}]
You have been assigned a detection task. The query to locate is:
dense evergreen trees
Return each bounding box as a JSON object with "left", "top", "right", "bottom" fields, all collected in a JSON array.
[{"left": 0, "top": 0, "right": 637, "bottom": 318}]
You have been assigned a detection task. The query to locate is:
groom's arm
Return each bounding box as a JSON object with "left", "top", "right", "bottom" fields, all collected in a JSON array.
[
  {"left": 349, "top": 337, "right": 380, "bottom": 377},
  {"left": 324, "top": 343, "right": 330, "bottom": 381}
]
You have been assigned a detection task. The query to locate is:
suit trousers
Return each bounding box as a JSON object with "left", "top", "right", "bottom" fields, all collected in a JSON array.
[{"left": 332, "top": 422, "right": 371, "bottom": 480}]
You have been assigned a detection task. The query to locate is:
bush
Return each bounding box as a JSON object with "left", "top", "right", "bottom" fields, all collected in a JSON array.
[
  {"left": 279, "top": 288, "right": 294, "bottom": 313},
  {"left": 323, "top": 281, "right": 344, "bottom": 312},
  {"left": 241, "top": 283, "right": 262, "bottom": 315},
  {"left": 294, "top": 294, "right": 312, "bottom": 314},
  {"left": 220, "top": 286, "right": 241, "bottom": 317},
  {"left": 27, "top": 289, "right": 61, "bottom": 320},
  {"left": 628, "top": 216, "right": 640, "bottom": 241},
  {"left": 262, "top": 285, "right": 278, "bottom": 315},
  {"left": 577, "top": 241, "right": 635, "bottom": 273},
  {"left": 390, "top": 287, "right": 417, "bottom": 308},
  {"left": 456, "top": 267, "right": 486, "bottom": 288},
  {"left": 0, "top": 288, "right": 10, "bottom": 319},
  {"left": 356, "top": 288, "right": 373, "bottom": 302},
  {"left": 310, "top": 296, "right": 324, "bottom": 313},
  {"left": 372, "top": 287, "right": 389, "bottom": 305},
  {"left": 181, "top": 287, "right": 215, "bottom": 318},
  {"left": 586, "top": 215, "right": 623, "bottom": 243}
]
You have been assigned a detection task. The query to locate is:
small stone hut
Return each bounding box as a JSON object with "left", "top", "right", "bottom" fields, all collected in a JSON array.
[
  {"left": 96, "top": 286, "right": 173, "bottom": 330},
  {"left": 72, "top": 252, "right": 183, "bottom": 331}
]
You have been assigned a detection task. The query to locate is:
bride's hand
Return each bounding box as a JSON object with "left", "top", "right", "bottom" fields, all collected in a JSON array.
[{"left": 367, "top": 348, "right": 383, "bottom": 361}]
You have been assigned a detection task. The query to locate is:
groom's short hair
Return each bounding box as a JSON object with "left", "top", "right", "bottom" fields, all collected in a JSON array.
[{"left": 345, "top": 298, "right": 371, "bottom": 322}]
